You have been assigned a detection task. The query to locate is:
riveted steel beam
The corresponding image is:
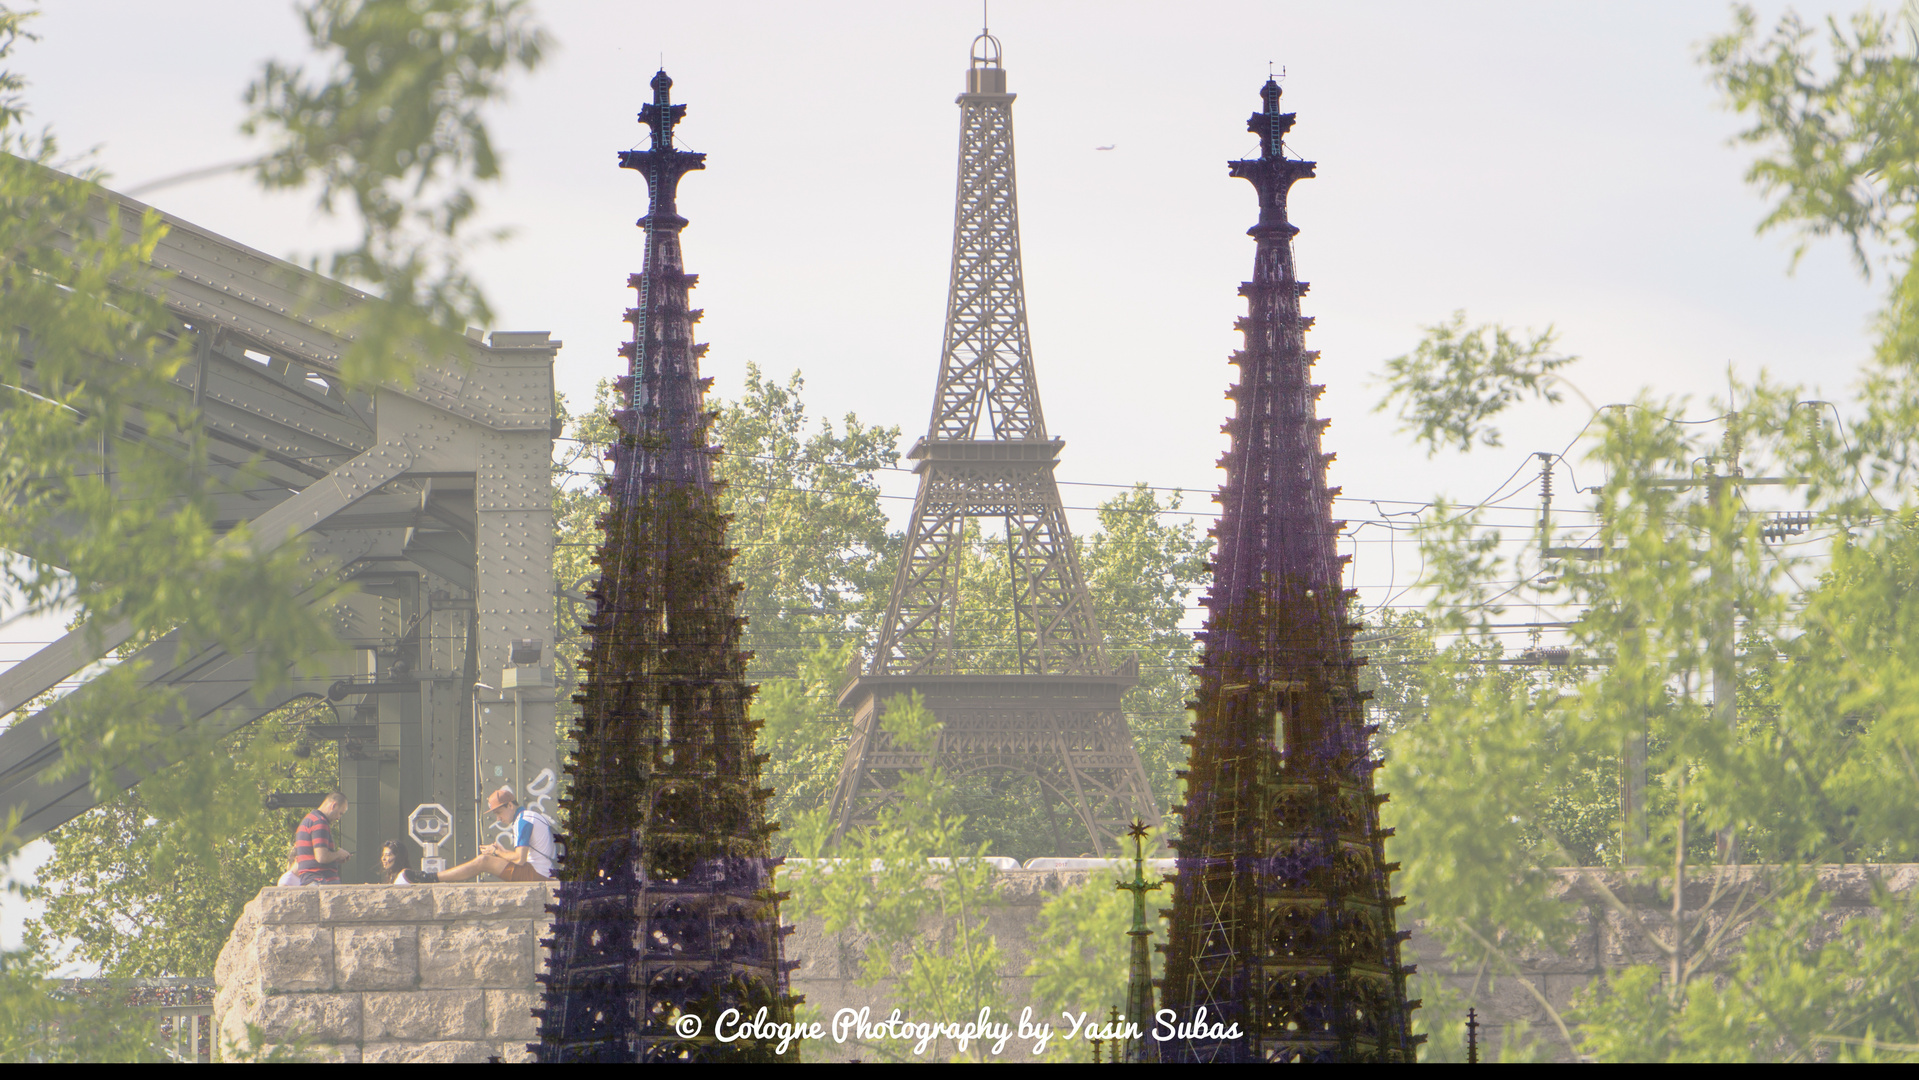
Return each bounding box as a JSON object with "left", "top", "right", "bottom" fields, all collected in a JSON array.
[{"left": 0, "top": 183, "right": 561, "bottom": 872}]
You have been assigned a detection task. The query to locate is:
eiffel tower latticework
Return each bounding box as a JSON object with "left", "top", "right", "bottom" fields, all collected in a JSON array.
[
  {"left": 1157, "top": 78, "right": 1421, "bottom": 1063},
  {"left": 532, "top": 71, "right": 797, "bottom": 1063},
  {"left": 826, "top": 30, "right": 1160, "bottom": 856}
]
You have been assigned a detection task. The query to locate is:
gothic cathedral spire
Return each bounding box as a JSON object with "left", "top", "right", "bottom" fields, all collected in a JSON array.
[
  {"left": 533, "top": 71, "right": 797, "bottom": 1063},
  {"left": 1159, "top": 77, "right": 1423, "bottom": 1063}
]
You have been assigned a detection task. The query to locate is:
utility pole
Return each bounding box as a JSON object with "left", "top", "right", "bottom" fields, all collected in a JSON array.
[
  {"left": 1545, "top": 419, "right": 1802, "bottom": 863},
  {"left": 1716, "top": 383, "right": 1745, "bottom": 867},
  {"left": 1646, "top": 410, "right": 1803, "bottom": 867},
  {"left": 1531, "top": 453, "right": 1649, "bottom": 856}
]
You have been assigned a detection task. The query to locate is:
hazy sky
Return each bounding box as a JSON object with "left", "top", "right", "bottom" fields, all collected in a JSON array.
[
  {"left": 0, "top": 1, "right": 1891, "bottom": 945},
  {"left": 15, "top": 1, "right": 1885, "bottom": 596}
]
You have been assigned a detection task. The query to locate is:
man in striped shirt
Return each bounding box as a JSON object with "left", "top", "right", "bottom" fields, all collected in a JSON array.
[{"left": 294, "top": 792, "right": 352, "bottom": 884}]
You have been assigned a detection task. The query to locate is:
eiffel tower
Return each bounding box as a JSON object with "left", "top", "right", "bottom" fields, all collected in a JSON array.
[{"left": 826, "top": 29, "right": 1160, "bottom": 856}]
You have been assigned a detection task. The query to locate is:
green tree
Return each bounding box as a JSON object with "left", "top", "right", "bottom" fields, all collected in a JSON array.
[
  {"left": 712, "top": 366, "right": 902, "bottom": 680},
  {"left": 1081, "top": 485, "right": 1211, "bottom": 818},
  {"left": 1377, "top": 329, "right": 1919, "bottom": 1059},
  {"left": 7, "top": 0, "right": 547, "bottom": 1004},
  {"left": 547, "top": 367, "right": 900, "bottom": 823},
  {"left": 1375, "top": 309, "right": 1581, "bottom": 456},
  {"left": 755, "top": 638, "right": 862, "bottom": 845},
  {"left": 924, "top": 488, "right": 1211, "bottom": 859},
  {"left": 1705, "top": 4, "right": 1919, "bottom": 493},
  {"left": 1023, "top": 862, "right": 1170, "bottom": 1062},
  {"left": 0, "top": 950, "right": 172, "bottom": 1062},
  {"left": 783, "top": 693, "right": 1007, "bottom": 1062},
  {"left": 26, "top": 703, "right": 340, "bottom": 978},
  {"left": 243, "top": 0, "right": 548, "bottom": 386},
  {"left": 0, "top": 17, "right": 334, "bottom": 847}
]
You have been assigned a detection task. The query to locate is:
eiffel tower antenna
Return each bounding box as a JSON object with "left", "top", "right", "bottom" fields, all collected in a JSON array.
[{"left": 826, "top": 32, "right": 1160, "bottom": 856}]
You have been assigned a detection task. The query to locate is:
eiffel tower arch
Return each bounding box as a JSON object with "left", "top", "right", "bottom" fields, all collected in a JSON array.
[{"left": 827, "top": 29, "right": 1161, "bottom": 856}]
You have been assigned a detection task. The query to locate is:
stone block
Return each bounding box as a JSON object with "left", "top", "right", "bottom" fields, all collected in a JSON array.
[
  {"left": 1880, "top": 864, "right": 1919, "bottom": 896},
  {"left": 213, "top": 976, "right": 259, "bottom": 1033},
  {"left": 995, "top": 871, "right": 1057, "bottom": 903},
  {"left": 789, "top": 977, "right": 864, "bottom": 1024},
  {"left": 218, "top": 1006, "right": 253, "bottom": 1062},
  {"left": 217, "top": 906, "right": 260, "bottom": 986},
  {"left": 420, "top": 919, "right": 534, "bottom": 988},
  {"left": 433, "top": 883, "right": 555, "bottom": 921},
  {"left": 1808, "top": 907, "right": 1862, "bottom": 951},
  {"left": 984, "top": 908, "right": 1039, "bottom": 971},
  {"left": 486, "top": 989, "right": 538, "bottom": 1041},
  {"left": 217, "top": 931, "right": 261, "bottom": 998},
  {"left": 783, "top": 921, "right": 839, "bottom": 979},
  {"left": 255, "top": 887, "right": 323, "bottom": 925},
  {"left": 1600, "top": 908, "right": 1671, "bottom": 968},
  {"left": 1814, "top": 864, "right": 1878, "bottom": 904},
  {"left": 321, "top": 885, "right": 436, "bottom": 923},
  {"left": 363, "top": 988, "right": 485, "bottom": 1041},
  {"left": 1541, "top": 972, "right": 1600, "bottom": 1017},
  {"left": 256, "top": 992, "right": 361, "bottom": 1043},
  {"left": 493, "top": 1043, "right": 535, "bottom": 1063},
  {"left": 282, "top": 1044, "right": 362, "bottom": 1063},
  {"left": 362, "top": 1039, "right": 499, "bottom": 1063},
  {"left": 817, "top": 927, "right": 889, "bottom": 983},
  {"left": 1474, "top": 975, "right": 1548, "bottom": 1026},
  {"left": 1508, "top": 910, "right": 1599, "bottom": 974},
  {"left": 257, "top": 925, "right": 334, "bottom": 991},
  {"left": 335, "top": 925, "right": 420, "bottom": 990},
  {"left": 1404, "top": 926, "right": 1454, "bottom": 974}
]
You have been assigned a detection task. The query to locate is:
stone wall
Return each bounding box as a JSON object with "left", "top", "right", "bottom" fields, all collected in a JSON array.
[
  {"left": 214, "top": 865, "right": 1919, "bottom": 1062},
  {"left": 214, "top": 883, "right": 555, "bottom": 1063},
  {"left": 1413, "top": 863, "right": 1919, "bottom": 1061}
]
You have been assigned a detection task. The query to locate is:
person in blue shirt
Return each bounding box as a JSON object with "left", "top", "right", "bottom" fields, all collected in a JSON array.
[{"left": 418, "top": 787, "right": 555, "bottom": 883}]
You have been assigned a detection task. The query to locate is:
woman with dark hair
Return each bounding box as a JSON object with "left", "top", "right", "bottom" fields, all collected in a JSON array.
[
  {"left": 380, "top": 839, "right": 418, "bottom": 885},
  {"left": 275, "top": 843, "right": 303, "bottom": 887}
]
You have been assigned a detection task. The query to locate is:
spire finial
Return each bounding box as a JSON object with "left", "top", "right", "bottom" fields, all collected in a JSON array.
[
  {"left": 1253, "top": 73, "right": 1286, "bottom": 160},
  {"left": 644, "top": 69, "right": 679, "bottom": 151}
]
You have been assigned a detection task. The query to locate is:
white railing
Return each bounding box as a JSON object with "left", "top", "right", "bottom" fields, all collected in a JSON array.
[
  {"left": 779, "top": 856, "right": 1173, "bottom": 872},
  {"left": 55, "top": 977, "right": 214, "bottom": 1063}
]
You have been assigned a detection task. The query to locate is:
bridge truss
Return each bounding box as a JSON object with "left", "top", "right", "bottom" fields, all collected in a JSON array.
[{"left": 0, "top": 189, "right": 560, "bottom": 876}]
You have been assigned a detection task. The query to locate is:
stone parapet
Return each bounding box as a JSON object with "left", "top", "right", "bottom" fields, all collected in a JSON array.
[
  {"left": 1414, "top": 864, "right": 1919, "bottom": 1060},
  {"left": 214, "top": 883, "right": 555, "bottom": 1063},
  {"left": 214, "top": 865, "right": 1919, "bottom": 1062}
]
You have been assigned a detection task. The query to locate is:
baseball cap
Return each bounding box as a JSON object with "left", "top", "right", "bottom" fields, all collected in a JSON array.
[{"left": 487, "top": 786, "right": 517, "bottom": 811}]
